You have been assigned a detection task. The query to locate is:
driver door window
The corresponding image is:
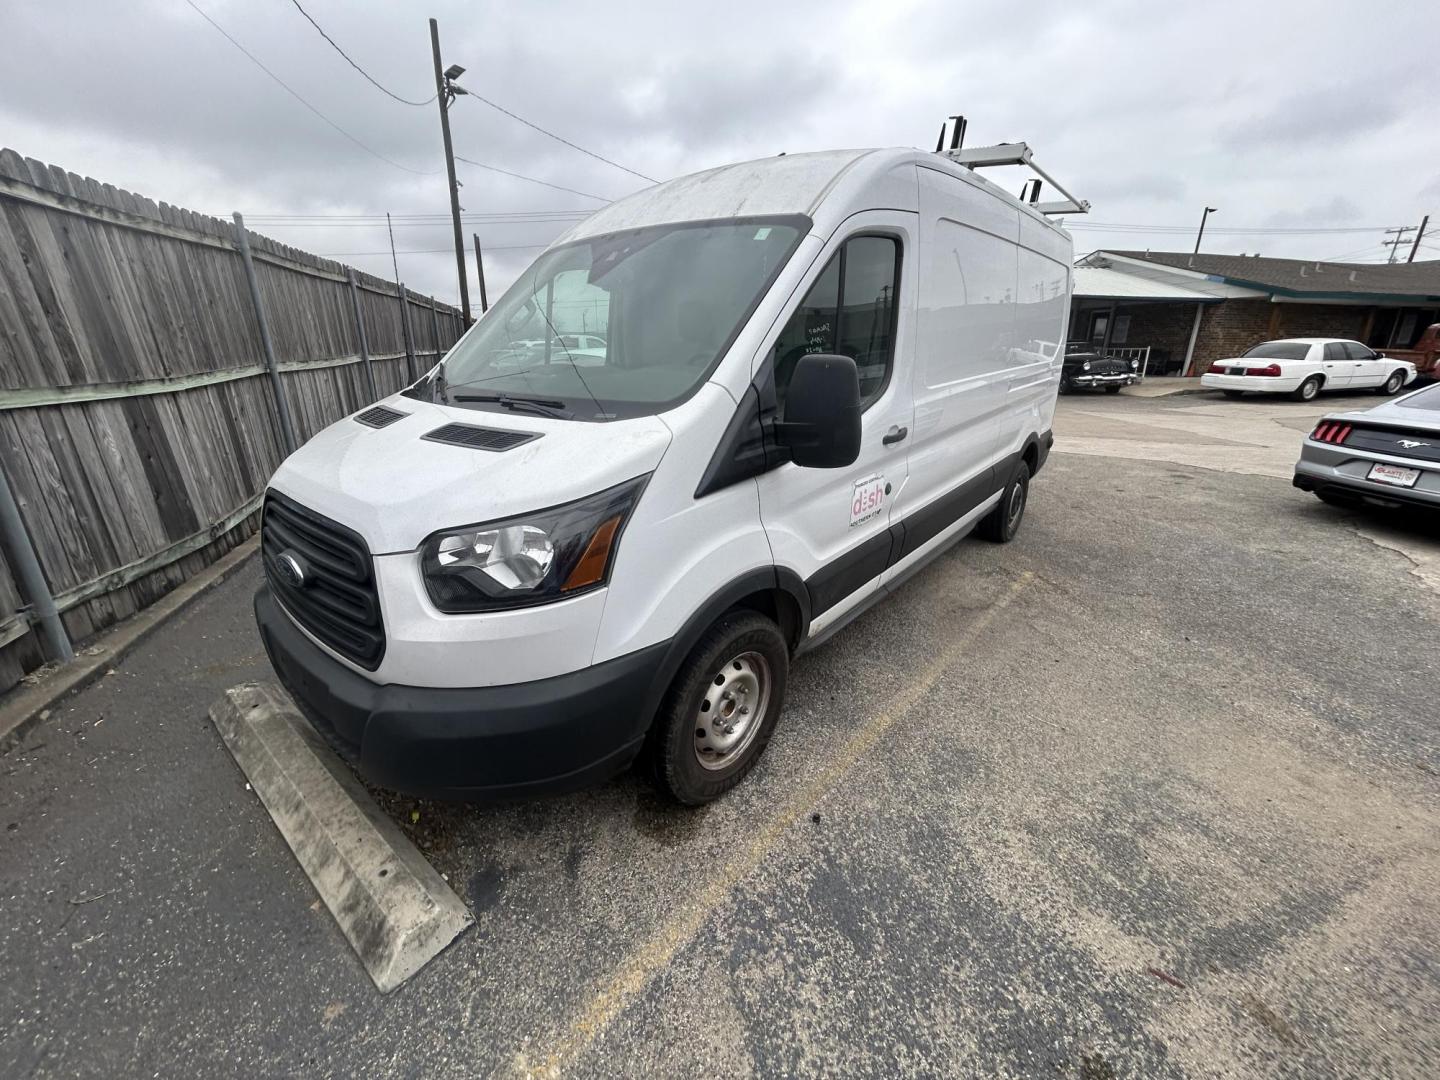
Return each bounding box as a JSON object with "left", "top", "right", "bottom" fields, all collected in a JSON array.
[{"left": 770, "top": 235, "right": 900, "bottom": 408}]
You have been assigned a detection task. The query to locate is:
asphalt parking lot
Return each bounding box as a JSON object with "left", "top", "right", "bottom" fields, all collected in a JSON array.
[{"left": 3, "top": 388, "right": 1439, "bottom": 1079}]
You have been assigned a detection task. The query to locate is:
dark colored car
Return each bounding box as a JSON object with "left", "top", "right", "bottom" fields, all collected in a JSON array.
[{"left": 1060, "top": 348, "right": 1139, "bottom": 394}]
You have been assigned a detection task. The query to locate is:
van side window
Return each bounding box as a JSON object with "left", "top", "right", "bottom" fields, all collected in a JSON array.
[{"left": 771, "top": 235, "right": 899, "bottom": 408}]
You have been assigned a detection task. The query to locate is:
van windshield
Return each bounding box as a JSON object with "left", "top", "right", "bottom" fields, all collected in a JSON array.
[{"left": 417, "top": 218, "right": 807, "bottom": 421}]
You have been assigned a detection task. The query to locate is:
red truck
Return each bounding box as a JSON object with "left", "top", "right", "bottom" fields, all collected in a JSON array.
[{"left": 1385, "top": 323, "right": 1440, "bottom": 378}]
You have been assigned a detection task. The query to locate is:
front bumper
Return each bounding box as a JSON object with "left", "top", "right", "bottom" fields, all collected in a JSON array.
[
  {"left": 1293, "top": 441, "right": 1440, "bottom": 511},
  {"left": 1069, "top": 372, "right": 1138, "bottom": 387},
  {"left": 255, "top": 585, "right": 666, "bottom": 800},
  {"left": 1200, "top": 373, "right": 1304, "bottom": 393}
]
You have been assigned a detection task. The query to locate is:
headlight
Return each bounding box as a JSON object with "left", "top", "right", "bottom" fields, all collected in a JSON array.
[
  {"left": 1130, "top": 359, "right": 1139, "bottom": 370},
  {"left": 421, "top": 475, "right": 648, "bottom": 612},
  {"left": 1081, "top": 361, "right": 1091, "bottom": 371}
]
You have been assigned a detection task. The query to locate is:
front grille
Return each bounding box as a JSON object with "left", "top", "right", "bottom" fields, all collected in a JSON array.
[
  {"left": 1343, "top": 424, "right": 1440, "bottom": 464},
  {"left": 422, "top": 422, "right": 540, "bottom": 452},
  {"left": 262, "top": 490, "right": 384, "bottom": 670},
  {"left": 355, "top": 405, "right": 408, "bottom": 429}
]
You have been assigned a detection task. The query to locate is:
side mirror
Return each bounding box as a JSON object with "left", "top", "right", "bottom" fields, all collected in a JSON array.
[{"left": 776, "top": 354, "right": 862, "bottom": 468}]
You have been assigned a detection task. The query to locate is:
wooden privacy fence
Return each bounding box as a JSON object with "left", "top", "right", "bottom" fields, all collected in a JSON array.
[{"left": 0, "top": 149, "right": 468, "bottom": 696}]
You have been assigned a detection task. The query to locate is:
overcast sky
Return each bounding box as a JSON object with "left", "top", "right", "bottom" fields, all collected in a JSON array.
[{"left": 3, "top": 0, "right": 1438, "bottom": 307}]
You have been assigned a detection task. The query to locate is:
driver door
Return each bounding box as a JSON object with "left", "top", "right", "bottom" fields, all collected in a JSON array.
[{"left": 755, "top": 214, "right": 917, "bottom": 637}]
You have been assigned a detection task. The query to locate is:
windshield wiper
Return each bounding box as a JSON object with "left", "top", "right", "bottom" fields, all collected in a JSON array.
[{"left": 452, "top": 392, "right": 570, "bottom": 417}]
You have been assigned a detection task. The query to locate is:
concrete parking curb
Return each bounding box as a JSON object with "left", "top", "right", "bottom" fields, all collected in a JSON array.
[
  {"left": 0, "top": 535, "right": 260, "bottom": 752},
  {"left": 209, "top": 683, "right": 473, "bottom": 993}
]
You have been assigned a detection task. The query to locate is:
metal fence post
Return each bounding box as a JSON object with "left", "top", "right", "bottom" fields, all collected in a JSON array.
[
  {"left": 430, "top": 297, "right": 442, "bottom": 368},
  {"left": 398, "top": 283, "right": 418, "bottom": 383},
  {"left": 346, "top": 268, "right": 379, "bottom": 401},
  {"left": 0, "top": 462, "right": 73, "bottom": 663},
  {"left": 232, "top": 212, "right": 297, "bottom": 455}
]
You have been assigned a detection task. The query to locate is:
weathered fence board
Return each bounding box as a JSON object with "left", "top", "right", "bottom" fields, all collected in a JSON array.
[{"left": 0, "top": 149, "right": 467, "bottom": 695}]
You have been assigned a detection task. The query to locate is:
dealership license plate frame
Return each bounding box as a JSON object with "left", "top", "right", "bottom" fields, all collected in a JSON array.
[{"left": 1367, "top": 462, "right": 1421, "bottom": 488}]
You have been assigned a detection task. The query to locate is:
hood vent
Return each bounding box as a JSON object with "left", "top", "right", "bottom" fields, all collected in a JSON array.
[
  {"left": 355, "top": 405, "right": 409, "bottom": 429},
  {"left": 422, "top": 422, "right": 541, "bottom": 452}
]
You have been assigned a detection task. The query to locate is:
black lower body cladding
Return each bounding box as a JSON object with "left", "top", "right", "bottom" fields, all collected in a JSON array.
[{"left": 254, "top": 586, "right": 665, "bottom": 800}]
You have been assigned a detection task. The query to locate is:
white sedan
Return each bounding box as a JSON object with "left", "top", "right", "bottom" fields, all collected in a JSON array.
[{"left": 1201, "top": 338, "right": 1417, "bottom": 401}]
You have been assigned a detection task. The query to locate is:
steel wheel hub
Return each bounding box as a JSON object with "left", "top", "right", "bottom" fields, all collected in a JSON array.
[{"left": 694, "top": 651, "right": 770, "bottom": 770}]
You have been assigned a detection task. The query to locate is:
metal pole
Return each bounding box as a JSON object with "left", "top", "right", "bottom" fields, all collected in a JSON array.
[
  {"left": 346, "top": 268, "right": 378, "bottom": 401},
  {"left": 0, "top": 462, "right": 73, "bottom": 663},
  {"left": 398, "top": 283, "right": 419, "bottom": 382},
  {"left": 232, "top": 212, "right": 297, "bottom": 455},
  {"left": 430, "top": 296, "right": 442, "bottom": 365},
  {"left": 386, "top": 211, "right": 402, "bottom": 286},
  {"left": 1193, "top": 207, "right": 1216, "bottom": 255},
  {"left": 1408, "top": 215, "right": 1429, "bottom": 263},
  {"left": 430, "top": 18, "right": 470, "bottom": 324},
  {"left": 472, "top": 233, "right": 489, "bottom": 313}
]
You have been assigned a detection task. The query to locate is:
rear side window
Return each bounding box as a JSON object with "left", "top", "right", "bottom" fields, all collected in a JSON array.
[
  {"left": 1244, "top": 342, "right": 1312, "bottom": 360},
  {"left": 771, "top": 235, "right": 900, "bottom": 408}
]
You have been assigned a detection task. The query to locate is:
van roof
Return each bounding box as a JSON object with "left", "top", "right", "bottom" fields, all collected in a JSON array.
[{"left": 554, "top": 147, "right": 1066, "bottom": 246}]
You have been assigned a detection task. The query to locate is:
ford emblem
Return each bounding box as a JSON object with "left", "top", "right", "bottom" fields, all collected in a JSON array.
[{"left": 276, "top": 550, "right": 309, "bottom": 589}]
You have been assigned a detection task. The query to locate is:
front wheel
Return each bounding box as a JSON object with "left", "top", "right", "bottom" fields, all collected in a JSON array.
[
  {"left": 1379, "top": 370, "right": 1405, "bottom": 395},
  {"left": 646, "top": 610, "right": 789, "bottom": 804},
  {"left": 978, "top": 460, "right": 1031, "bottom": 543},
  {"left": 1293, "top": 376, "right": 1322, "bottom": 402}
]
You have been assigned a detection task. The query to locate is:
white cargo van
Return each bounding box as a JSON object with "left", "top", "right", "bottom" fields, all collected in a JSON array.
[{"left": 255, "top": 146, "right": 1074, "bottom": 804}]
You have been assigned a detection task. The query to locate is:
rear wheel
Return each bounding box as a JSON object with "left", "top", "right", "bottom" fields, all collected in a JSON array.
[
  {"left": 1380, "top": 369, "right": 1405, "bottom": 395},
  {"left": 1222, "top": 390, "right": 1244, "bottom": 400},
  {"left": 978, "top": 460, "right": 1031, "bottom": 543},
  {"left": 646, "top": 610, "right": 789, "bottom": 805},
  {"left": 1293, "top": 376, "right": 1322, "bottom": 402}
]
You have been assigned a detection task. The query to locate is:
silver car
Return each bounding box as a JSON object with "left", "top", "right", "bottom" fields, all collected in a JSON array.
[{"left": 1294, "top": 382, "right": 1440, "bottom": 510}]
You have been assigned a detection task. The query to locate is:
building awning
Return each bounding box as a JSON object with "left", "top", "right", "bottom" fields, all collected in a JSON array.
[{"left": 1073, "top": 266, "right": 1222, "bottom": 302}]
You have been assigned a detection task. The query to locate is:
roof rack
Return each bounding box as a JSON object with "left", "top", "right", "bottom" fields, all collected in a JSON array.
[{"left": 934, "top": 115, "right": 1090, "bottom": 216}]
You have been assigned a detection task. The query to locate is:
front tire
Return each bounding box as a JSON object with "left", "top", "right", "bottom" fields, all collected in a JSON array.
[
  {"left": 1380, "top": 369, "right": 1405, "bottom": 395},
  {"left": 1293, "top": 376, "right": 1322, "bottom": 402},
  {"left": 978, "top": 460, "right": 1031, "bottom": 543},
  {"left": 646, "top": 610, "right": 789, "bottom": 805}
]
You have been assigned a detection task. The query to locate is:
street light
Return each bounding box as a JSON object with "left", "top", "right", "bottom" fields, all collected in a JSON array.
[
  {"left": 430, "top": 20, "right": 471, "bottom": 322},
  {"left": 1194, "top": 206, "right": 1218, "bottom": 255}
]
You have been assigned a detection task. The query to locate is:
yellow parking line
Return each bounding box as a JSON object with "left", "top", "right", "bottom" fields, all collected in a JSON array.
[{"left": 525, "top": 570, "right": 1036, "bottom": 1078}]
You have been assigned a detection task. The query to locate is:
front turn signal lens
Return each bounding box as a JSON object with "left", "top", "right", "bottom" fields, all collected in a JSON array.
[{"left": 562, "top": 515, "right": 622, "bottom": 591}]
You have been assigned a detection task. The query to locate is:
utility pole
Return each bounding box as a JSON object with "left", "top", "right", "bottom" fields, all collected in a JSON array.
[
  {"left": 1407, "top": 215, "right": 1429, "bottom": 263},
  {"left": 1384, "top": 225, "right": 1417, "bottom": 264},
  {"left": 386, "top": 212, "right": 401, "bottom": 287},
  {"left": 1193, "top": 206, "right": 1217, "bottom": 255},
  {"left": 429, "top": 18, "right": 470, "bottom": 323},
  {"left": 472, "top": 233, "right": 490, "bottom": 313}
]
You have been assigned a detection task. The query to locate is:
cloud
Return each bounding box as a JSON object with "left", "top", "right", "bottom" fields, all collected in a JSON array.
[{"left": 1, "top": 0, "right": 1438, "bottom": 301}]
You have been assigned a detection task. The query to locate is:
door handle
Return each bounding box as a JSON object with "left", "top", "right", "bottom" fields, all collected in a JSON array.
[{"left": 882, "top": 425, "right": 908, "bottom": 446}]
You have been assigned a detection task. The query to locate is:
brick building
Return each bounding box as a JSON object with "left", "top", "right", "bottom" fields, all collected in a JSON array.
[{"left": 1072, "top": 251, "right": 1440, "bottom": 376}]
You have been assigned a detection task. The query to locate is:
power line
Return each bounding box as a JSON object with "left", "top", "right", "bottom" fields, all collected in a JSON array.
[
  {"left": 317, "top": 244, "right": 547, "bottom": 256},
  {"left": 246, "top": 215, "right": 588, "bottom": 229},
  {"left": 454, "top": 155, "right": 610, "bottom": 202},
  {"left": 244, "top": 209, "right": 585, "bottom": 220},
  {"left": 1067, "top": 221, "right": 1405, "bottom": 235},
  {"left": 184, "top": 0, "right": 439, "bottom": 176},
  {"left": 287, "top": 0, "right": 436, "bottom": 106},
  {"left": 453, "top": 85, "right": 658, "bottom": 184}
]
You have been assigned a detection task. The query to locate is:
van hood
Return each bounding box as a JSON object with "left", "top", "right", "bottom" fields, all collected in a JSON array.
[{"left": 268, "top": 396, "right": 672, "bottom": 553}]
